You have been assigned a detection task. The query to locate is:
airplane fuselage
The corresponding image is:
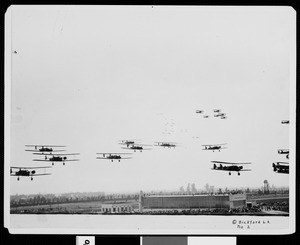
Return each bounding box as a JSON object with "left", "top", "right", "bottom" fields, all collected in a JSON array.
[
  {"left": 49, "top": 156, "right": 67, "bottom": 161},
  {"left": 107, "top": 155, "right": 122, "bottom": 159},
  {"left": 39, "top": 147, "right": 53, "bottom": 152}
]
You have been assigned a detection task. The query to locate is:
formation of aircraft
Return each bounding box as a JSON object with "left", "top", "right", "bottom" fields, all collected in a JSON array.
[
  {"left": 214, "top": 110, "right": 227, "bottom": 119},
  {"left": 197, "top": 109, "right": 227, "bottom": 119},
  {"left": 155, "top": 142, "right": 177, "bottom": 148},
  {"left": 211, "top": 161, "right": 252, "bottom": 175},
  {"left": 96, "top": 153, "right": 132, "bottom": 162},
  {"left": 25, "top": 145, "right": 66, "bottom": 153},
  {"left": 202, "top": 143, "right": 227, "bottom": 152},
  {"left": 13, "top": 112, "right": 290, "bottom": 182},
  {"left": 272, "top": 162, "right": 289, "bottom": 174},
  {"left": 10, "top": 166, "right": 51, "bottom": 181},
  {"left": 273, "top": 121, "right": 290, "bottom": 173},
  {"left": 33, "top": 153, "right": 80, "bottom": 165}
]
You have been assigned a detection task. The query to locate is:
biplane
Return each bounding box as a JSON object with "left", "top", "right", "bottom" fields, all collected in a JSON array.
[
  {"left": 272, "top": 162, "right": 289, "bottom": 174},
  {"left": 96, "top": 153, "right": 132, "bottom": 162},
  {"left": 10, "top": 166, "right": 51, "bottom": 181},
  {"left": 119, "top": 139, "right": 140, "bottom": 147},
  {"left": 202, "top": 144, "right": 227, "bottom": 152},
  {"left": 196, "top": 110, "right": 204, "bottom": 114},
  {"left": 33, "top": 153, "right": 80, "bottom": 165},
  {"left": 278, "top": 149, "right": 289, "bottom": 159},
  {"left": 214, "top": 113, "right": 225, "bottom": 117},
  {"left": 281, "top": 120, "right": 289, "bottom": 124},
  {"left": 155, "top": 142, "right": 177, "bottom": 148},
  {"left": 211, "top": 161, "right": 251, "bottom": 175},
  {"left": 25, "top": 145, "right": 66, "bottom": 153},
  {"left": 278, "top": 149, "right": 289, "bottom": 154},
  {"left": 121, "top": 144, "right": 151, "bottom": 152}
]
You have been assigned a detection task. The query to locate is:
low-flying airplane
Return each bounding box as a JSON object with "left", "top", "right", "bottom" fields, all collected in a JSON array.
[
  {"left": 273, "top": 162, "right": 289, "bottom": 174},
  {"left": 25, "top": 145, "right": 66, "bottom": 153},
  {"left": 281, "top": 120, "right": 289, "bottom": 124},
  {"left": 33, "top": 153, "right": 80, "bottom": 165},
  {"left": 96, "top": 153, "right": 132, "bottom": 162},
  {"left": 196, "top": 110, "right": 204, "bottom": 114},
  {"left": 202, "top": 144, "right": 227, "bottom": 152},
  {"left": 155, "top": 142, "right": 177, "bottom": 148},
  {"left": 211, "top": 161, "right": 251, "bottom": 175},
  {"left": 10, "top": 166, "right": 51, "bottom": 181},
  {"left": 121, "top": 144, "right": 151, "bottom": 152}
]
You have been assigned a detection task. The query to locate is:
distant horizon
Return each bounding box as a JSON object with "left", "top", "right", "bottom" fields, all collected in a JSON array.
[{"left": 10, "top": 184, "right": 290, "bottom": 197}]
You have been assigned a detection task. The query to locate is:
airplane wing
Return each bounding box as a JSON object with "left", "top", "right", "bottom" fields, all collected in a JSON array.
[
  {"left": 274, "top": 162, "right": 289, "bottom": 165},
  {"left": 25, "top": 145, "right": 66, "bottom": 147},
  {"left": 211, "top": 161, "right": 251, "bottom": 165},
  {"left": 25, "top": 149, "right": 66, "bottom": 152},
  {"left": 11, "top": 166, "right": 52, "bottom": 169},
  {"left": 211, "top": 168, "right": 251, "bottom": 171},
  {"left": 31, "top": 173, "right": 52, "bottom": 176},
  {"left": 121, "top": 147, "right": 132, "bottom": 150},
  {"left": 33, "top": 153, "right": 80, "bottom": 156},
  {"left": 96, "top": 157, "right": 132, "bottom": 160},
  {"left": 96, "top": 153, "right": 132, "bottom": 155},
  {"left": 33, "top": 159, "right": 79, "bottom": 162}
]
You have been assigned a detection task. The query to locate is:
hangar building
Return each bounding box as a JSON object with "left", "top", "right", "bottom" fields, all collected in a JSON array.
[{"left": 139, "top": 193, "right": 246, "bottom": 211}]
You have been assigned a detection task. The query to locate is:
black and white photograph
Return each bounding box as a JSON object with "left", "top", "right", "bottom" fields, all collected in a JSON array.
[{"left": 4, "top": 5, "right": 296, "bottom": 234}]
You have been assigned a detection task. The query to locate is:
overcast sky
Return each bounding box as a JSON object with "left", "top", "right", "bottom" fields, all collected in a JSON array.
[{"left": 9, "top": 6, "right": 293, "bottom": 195}]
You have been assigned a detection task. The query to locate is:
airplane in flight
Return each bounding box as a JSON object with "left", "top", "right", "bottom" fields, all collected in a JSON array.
[
  {"left": 202, "top": 144, "right": 227, "bottom": 152},
  {"left": 10, "top": 166, "right": 51, "bottom": 181},
  {"left": 278, "top": 149, "right": 289, "bottom": 159},
  {"left": 214, "top": 113, "right": 226, "bottom": 117},
  {"left": 121, "top": 144, "right": 151, "bottom": 152},
  {"left": 25, "top": 145, "right": 66, "bottom": 154},
  {"left": 119, "top": 139, "right": 140, "bottom": 147},
  {"left": 33, "top": 153, "right": 80, "bottom": 165},
  {"left": 281, "top": 120, "right": 289, "bottom": 124},
  {"left": 96, "top": 153, "right": 132, "bottom": 162},
  {"left": 211, "top": 161, "right": 251, "bottom": 175},
  {"left": 154, "top": 141, "right": 178, "bottom": 148},
  {"left": 273, "top": 162, "right": 289, "bottom": 174},
  {"left": 196, "top": 110, "right": 204, "bottom": 114}
]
